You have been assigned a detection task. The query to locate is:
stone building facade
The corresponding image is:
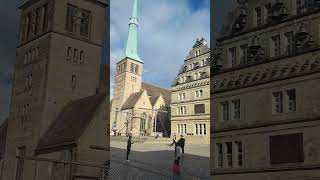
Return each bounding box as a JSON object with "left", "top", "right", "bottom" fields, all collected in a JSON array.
[
  {"left": 211, "top": 0, "right": 320, "bottom": 179},
  {"left": 110, "top": 0, "right": 171, "bottom": 137},
  {"left": 171, "top": 38, "right": 210, "bottom": 144},
  {"left": 1, "top": 0, "right": 109, "bottom": 179}
]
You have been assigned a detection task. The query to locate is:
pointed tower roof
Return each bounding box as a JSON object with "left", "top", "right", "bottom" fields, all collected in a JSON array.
[{"left": 119, "top": 0, "right": 143, "bottom": 63}]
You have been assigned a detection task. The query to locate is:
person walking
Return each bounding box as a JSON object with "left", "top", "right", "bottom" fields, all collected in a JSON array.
[
  {"left": 173, "top": 144, "right": 183, "bottom": 174},
  {"left": 126, "top": 134, "right": 134, "bottom": 161},
  {"left": 170, "top": 133, "right": 177, "bottom": 158},
  {"left": 177, "top": 135, "right": 185, "bottom": 154}
]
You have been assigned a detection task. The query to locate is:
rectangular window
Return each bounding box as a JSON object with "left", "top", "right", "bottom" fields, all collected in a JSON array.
[
  {"left": 42, "top": 4, "right": 48, "bottom": 32},
  {"left": 271, "top": 35, "right": 281, "bottom": 57},
  {"left": 203, "top": 124, "right": 206, "bottom": 135},
  {"left": 195, "top": 124, "right": 198, "bottom": 135},
  {"left": 199, "top": 124, "right": 202, "bottom": 135},
  {"left": 177, "top": 124, "right": 180, "bottom": 134},
  {"left": 221, "top": 102, "right": 229, "bottom": 121},
  {"left": 286, "top": 89, "right": 296, "bottom": 112},
  {"left": 216, "top": 143, "right": 223, "bottom": 168},
  {"left": 135, "top": 64, "right": 139, "bottom": 74},
  {"left": 235, "top": 141, "right": 243, "bottom": 166},
  {"left": 226, "top": 142, "right": 233, "bottom": 167},
  {"left": 26, "top": 13, "right": 32, "bottom": 38},
  {"left": 34, "top": 9, "right": 40, "bottom": 35},
  {"left": 15, "top": 146, "right": 26, "bottom": 180},
  {"left": 270, "top": 133, "right": 304, "bottom": 164},
  {"left": 240, "top": 44, "right": 248, "bottom": 65},
  {"left": 265, "top": 3, "right": 272, "bottom": 23},
  {"left": 273, "top": 91, "right": 283, "bottom": 113},
  {"left": 285, "top": 31, "right": 294, "bottom": 54},
  {"left": 80, "top": 9, "right": 91, "bottom": 36},
  {"left": 73, "top": 49, "right": 78, "bottom": 62},
  {"left": 66, "top": 4, "right": 78, "bottom": 32},
  {"left": 194, "top": 104, "right": 205, "bottom": 114},
  {"left": 255, "top": 7, "right": 262, "bottom": 26},
  {"left": 229, "top": 47, "right": 237, "bottom": 67},
  {"left": 232, "top": 99, "right": 240, "bottom": 120},
  {"left": 64, "top": 150, "right": 73, "bottom": 180},
  {"left": 184, "top": 124, "right": 186, "bottom": 134}
]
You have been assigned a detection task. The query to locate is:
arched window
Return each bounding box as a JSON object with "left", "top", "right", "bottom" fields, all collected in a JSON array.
[
  {"left": 67, "top": 47, "right": 72, "bottom": 60},
  {"left": 80, "top": 51, "right": 85, "bottom": 64}
]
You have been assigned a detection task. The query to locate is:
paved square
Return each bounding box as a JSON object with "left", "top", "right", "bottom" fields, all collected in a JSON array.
[{"left": 108, "top": 138, "right": 210, "bottom": 180}]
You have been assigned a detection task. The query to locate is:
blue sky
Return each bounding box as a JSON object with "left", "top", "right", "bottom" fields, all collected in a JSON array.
[{"left": 110, "top": 0, "right": 210, "bottom": 97}]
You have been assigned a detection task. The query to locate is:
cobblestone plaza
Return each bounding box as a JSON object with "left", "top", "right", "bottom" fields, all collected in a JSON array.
[{"left": 109, "top": 139, "right": 209, "bottom": 180}]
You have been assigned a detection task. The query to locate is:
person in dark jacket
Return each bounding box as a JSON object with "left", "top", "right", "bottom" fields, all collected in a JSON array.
[
  {"left": 126, "top": 134, "right": 134, "bottom": 161},
  {"left": 177, "top": 135, "right": 185, "bottom": 154}
]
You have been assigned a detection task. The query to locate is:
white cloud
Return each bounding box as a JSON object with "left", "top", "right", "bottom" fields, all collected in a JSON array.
[{"left": 110, "top": 0, "right": 210, "bottom": 92}]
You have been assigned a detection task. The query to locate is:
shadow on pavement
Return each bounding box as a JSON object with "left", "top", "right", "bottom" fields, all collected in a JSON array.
[{"left": 109, "top": 147, "right": 209, "bottom": 180}]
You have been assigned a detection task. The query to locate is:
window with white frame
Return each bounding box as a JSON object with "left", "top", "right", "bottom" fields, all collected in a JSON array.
[
  {"left": 271, "top": 35, "right": 281, "bottom": 57},
  {"left": 255, "top": 7, "right": 262, "bottom": 26},
  {"left": 226, "top": 142, "right": 233, "bottom": 167},
  {"left": 286, "top": 89, "right": 296, "bottom": 112},
  {"left": 240, "top": 44, "right": 248, "bottom": 65},
  {"left": 232, "top": 99, "right": 240, "bottom": 120},
  {"left": 195, "top": 89, "right": 203, "bottom": 98},
  {"left": 65, "top": 4, "right": 78, "bottom": 33},
  {"left": 229, "top": 47, "right": 237, "bottom": 67},
  {"left": 221, "top": 101, "right": 229, "bottom": 121},
  {"left": 178, "top": 93, "right": 186, "bottom": 101},
  {"left": 285, "top": 31, "right": 294, "bottom": 54},
  {"left": 235, "top": 141, "right": 243, "bottom": 166},
  {"left": 177, "top": 106, "right": 186, "bottom": 115},
  {"left": 273, "top": 91, "right": 283, "bottom": 113},
  {"left": 216, "top": 143, "right": 223, "bottom": 168}
]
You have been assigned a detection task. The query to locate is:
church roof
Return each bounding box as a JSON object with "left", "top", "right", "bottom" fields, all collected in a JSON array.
[
  {"left": 121, "top": 91, "right": 144, "bottom": 110},
  {"left": 141, "top": 82, "right": 171, "bottom": 106},
  {"left": 0, "top": 119, "right": 8, "bottom": 159},
  {"left": 35, "top": 93, "right": 106, "bottom": 155}
]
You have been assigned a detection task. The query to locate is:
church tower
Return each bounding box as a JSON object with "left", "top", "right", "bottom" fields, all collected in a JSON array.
[
  {"left": 111, "top": 0, "right": 143, "bottom": 130},
  {"left": 3, "top": 0, "right": 106, "bottom": 179}
]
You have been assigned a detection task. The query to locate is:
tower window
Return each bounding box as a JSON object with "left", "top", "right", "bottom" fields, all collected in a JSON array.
[
  {"left": 26, "top": 13, "right": 32, "bottom": 38},
  {"left": 80, "top": 51, "right": 85, "bottom": 64},
  {"left": 80, "top": 9, "right": 91, "bottom": 37},
  {"left": 34, "top": 9, "right": 40, "bottom": 35},
  {"left": 67, "top": 47, "right": 72, "bottom": 60},
  {"left": 73, "top": 49, "right": 78, "bottom": 62},
  {"left": 66, "top": 4, "right": 78, "bottom": 33},
  {"left": 42, "top": 4, "right": 48, "bottom": 32},
  {"left": 71, "top": 75, "right": 77, "bottom": 89}
]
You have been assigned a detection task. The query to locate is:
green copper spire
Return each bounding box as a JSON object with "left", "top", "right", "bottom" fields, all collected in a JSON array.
[{"left": 119, "top": 0, "right": 142, "bottom": 63}]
